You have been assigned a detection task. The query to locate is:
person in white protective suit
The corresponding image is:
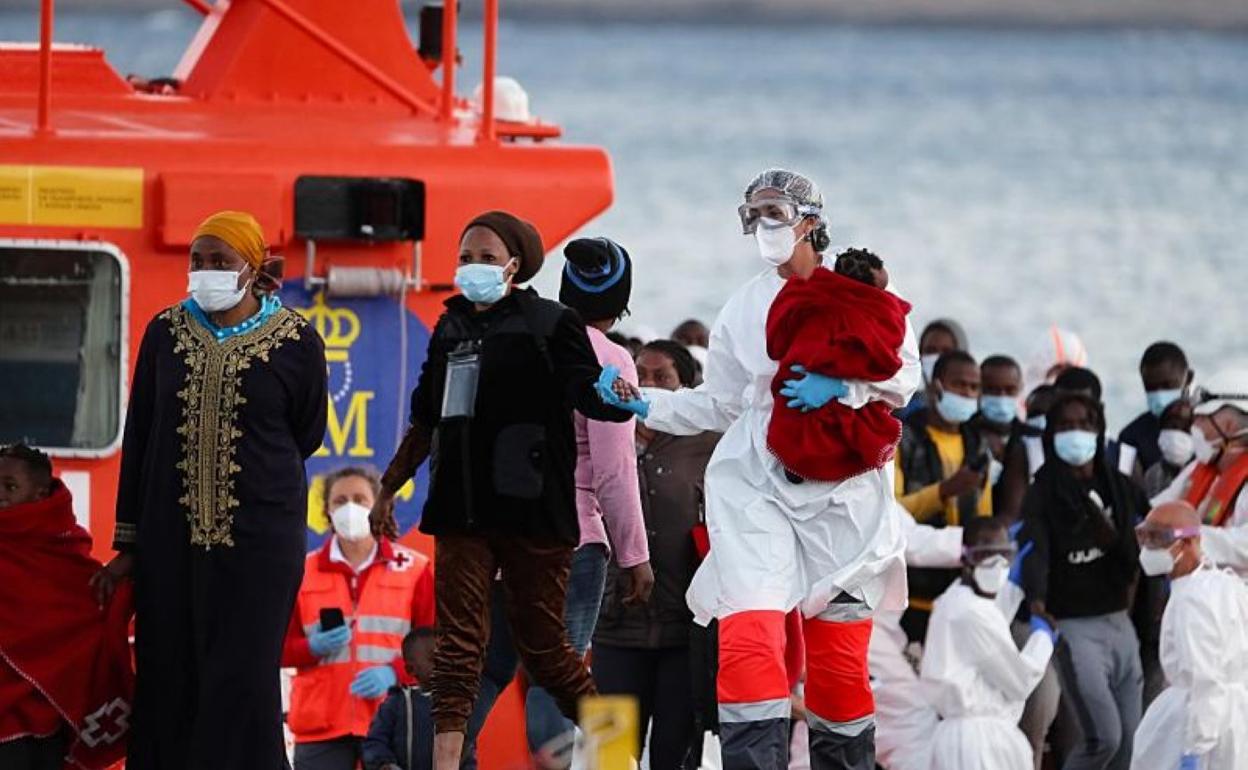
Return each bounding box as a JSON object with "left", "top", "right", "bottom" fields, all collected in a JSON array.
[
  {"left": 920, "top": 518, "right": 1057, "bottom": 770},
  {"left": 872, "top": 512, "right": 962, "bottom": 770},
  {"left": 601, "top": 169, "right": 918, "bottom": 769},
  {"left": 1151, "top": 369, "right": 1248, "bottom": 575},
  {"left": 1131, "top": 500, "right": 1248, "bottom": 770}
]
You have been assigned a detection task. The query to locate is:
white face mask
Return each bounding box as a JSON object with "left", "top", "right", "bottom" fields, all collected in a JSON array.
[
  {"left": 331, "top": 501, "right": 373, "bottom": 542},
  {"left": 920, "top": 353, "right": 940, "bottom": 384},
  {"left": 1139, "top": 546, "right": 1176, "bottom": 577},
  {"left": 755, "top": 218, "right": 799, "bottom": 266},
  {"left": 1191, "top": 426, "right": 1221, "bottom": 464},
  {"left": 972, "top": 561, "right": 1010, "bottom": 595},
  {"left": 1158, "top": 429, "right": 1195, "bottom": 467},
  {"left": 188, "top": 268, "right": 249, "bottom": 312}
]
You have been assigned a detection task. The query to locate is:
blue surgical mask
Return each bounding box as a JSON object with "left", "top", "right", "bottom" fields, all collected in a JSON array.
[
  {"left": 454, "top": 261, "right": 512, "bottom": 305},
  {"left": 1026, "top": 415, "right": 1047, "bottom": 432},
  {"left": 981, "top": 395, "right": 1018, "bottom": 426},
  {"left": 1146, "top": 388, "right": 1183, "bottom": 418},
  {"left": 935, "top": 390, "right": 979, "bottom": 425},
  {"left": 1054, "top": 429, "right": 1098, "bottom": 467}
]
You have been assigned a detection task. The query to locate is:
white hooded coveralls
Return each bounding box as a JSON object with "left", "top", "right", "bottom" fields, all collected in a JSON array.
[{"left": 1131, "top": 565, "right": 1248, "bottom": 770}]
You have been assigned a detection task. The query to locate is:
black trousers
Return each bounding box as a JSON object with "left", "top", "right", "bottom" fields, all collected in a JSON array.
[
  {"left": 293, "top": 736, "right": 361, "bottom": 770},
  {"left": 0, "top": 732, "right": 68, "bottom": 770},
  {"left": 592, "top": 643, "right": 696, "bottom": 770}
]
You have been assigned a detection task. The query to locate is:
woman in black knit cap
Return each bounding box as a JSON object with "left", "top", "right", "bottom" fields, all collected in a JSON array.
[{"left": 370, "top": 211, "right": 637, "bottom": 770}]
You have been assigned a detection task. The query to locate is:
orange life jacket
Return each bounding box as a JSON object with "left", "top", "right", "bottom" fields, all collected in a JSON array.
[
  {"left": 287, "top": 541, "right": 429, "bottom": 743},
  {"left": 1183, "top": 453, "right": 1248, "bottom": 527}
]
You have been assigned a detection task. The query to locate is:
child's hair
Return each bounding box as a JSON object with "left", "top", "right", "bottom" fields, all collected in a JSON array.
[
  {"left": 0, "top": 443, "right": 52, "bottom": 489},
  {"left": 833, "top": 247, "right": 884, "bottom": 287},
  {"left": 402, "top": 626, "right": 437, "bottom": 656}
]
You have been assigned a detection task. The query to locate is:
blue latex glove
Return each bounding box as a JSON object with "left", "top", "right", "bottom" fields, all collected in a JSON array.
[
  {"left": 1179, "top": 754, "right": 1200, "bottom": 770},
  {"left": 349, "top": 665, "right": 397, "bottom": 699},
  {"left": 1007, "top": 520, "right": 1024, "bottom": 541},
  {"left": 595, "top": 364, "right": 650, "bottom": 418},
  {"left": 308, "top": 624, "right": 351, "bottom": 658},
  {"left": 1029, "top": 614, "right": 1059, "bottom": 645},
  {"left": 1009, "top": 541, "right": 1034, "bottom": 587},
  {"left": 779, "top": 365, "right": 849, "bottom": 413}
]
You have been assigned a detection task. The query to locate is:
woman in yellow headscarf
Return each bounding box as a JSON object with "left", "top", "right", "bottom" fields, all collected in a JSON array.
[{"left": 92, "top": 211, "right": 328, "bottom": 770}]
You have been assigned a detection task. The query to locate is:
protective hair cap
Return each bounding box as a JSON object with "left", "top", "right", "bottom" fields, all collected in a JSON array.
[{"left": 743, "top": 168, "right": 823, "bottom": 213}]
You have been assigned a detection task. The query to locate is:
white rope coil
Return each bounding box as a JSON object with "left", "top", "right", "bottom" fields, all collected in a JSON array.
[{"left": 325, "top": 266, "right": 407, "bottom": 297}]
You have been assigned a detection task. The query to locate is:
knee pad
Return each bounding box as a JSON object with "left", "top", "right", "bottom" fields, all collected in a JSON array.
[
  {"left": 717, "top": 610, "right": 789, "bottom": 706},
  {"left": 803, "top": 616, "right": 874, "bottom": 724}
]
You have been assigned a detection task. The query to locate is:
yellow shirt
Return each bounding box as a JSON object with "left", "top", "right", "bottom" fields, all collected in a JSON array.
[{"left": 894, "top": 426, "right": 993, "bottom": 525}]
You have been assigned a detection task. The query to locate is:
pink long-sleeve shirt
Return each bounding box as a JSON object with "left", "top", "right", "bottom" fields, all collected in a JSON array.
[{"left": 574, "top": 327, "right": 649, "bottom": 568}]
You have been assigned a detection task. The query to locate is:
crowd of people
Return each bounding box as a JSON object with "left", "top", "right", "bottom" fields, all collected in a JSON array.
[{"left": 3, "top": 170, "right": 1248, "bottom": 770}]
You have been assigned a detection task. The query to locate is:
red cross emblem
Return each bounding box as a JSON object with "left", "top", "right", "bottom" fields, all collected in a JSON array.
[
  {"left": 80, "top": 698, "right": 131, "bottom": 747},
  {"left": 390, "top": 549, "right": 414, "bottom": 572}
]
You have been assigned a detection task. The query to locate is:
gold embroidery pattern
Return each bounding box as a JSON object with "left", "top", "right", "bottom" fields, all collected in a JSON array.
[{"left": 168, "top": 305, "right": 306, "bottom": 548}]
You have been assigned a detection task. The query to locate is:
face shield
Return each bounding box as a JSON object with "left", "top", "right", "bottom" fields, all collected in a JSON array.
[
  {"left": 962, "top": 542, "right": 1017, "bottom": 568},
  {"left": 1135, "top": 523, "right": 1201, "bottom": 550}
]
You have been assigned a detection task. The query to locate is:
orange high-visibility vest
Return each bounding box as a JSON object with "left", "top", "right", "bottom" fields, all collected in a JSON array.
[
  {"left": 287, "top": 543, "right": 429, "bottom": 742},
  {"left": 1183, "top": 454, "right": 1248, "bottom": 527}
]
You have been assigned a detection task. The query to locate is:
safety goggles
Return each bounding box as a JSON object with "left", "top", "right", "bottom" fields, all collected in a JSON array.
[
  {"left": 1134, "top": 523, "right": 1201, "bottom": 549},
  {"left": 962, "top": 544, "right": 1017, "bottom": 566},
  {"left": 737, "top": 196, "right": 820, "bottom": 235},
  {"left": 1191, "top": 386, "right": 1248, "bottom": 416}
]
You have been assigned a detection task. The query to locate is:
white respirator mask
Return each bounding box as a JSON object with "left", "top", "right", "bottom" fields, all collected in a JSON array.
[
  {"left": 755, "top": 218, "right": 801, "bottom": 266},
  {"left": 331, "top": 501, "right": 373, "bottom": 542},
  {"left": 973, "top": 558, "right": 1010, "bottom": 595},
  {"left": 1138, "top": 546, "right": 1176, "bottom": 577}
]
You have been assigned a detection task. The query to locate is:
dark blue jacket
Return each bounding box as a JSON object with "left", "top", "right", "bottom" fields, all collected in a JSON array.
[{"left": 363, "top": 686, "right": 433, "bottom": 770}]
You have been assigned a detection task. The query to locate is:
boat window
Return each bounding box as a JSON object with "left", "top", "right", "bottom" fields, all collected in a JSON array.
[{"left": 0, "top": 243, "right": 125, "bottom": 453}]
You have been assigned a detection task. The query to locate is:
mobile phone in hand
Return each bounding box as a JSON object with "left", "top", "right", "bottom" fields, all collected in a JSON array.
[{"left": 320, "top": 607, "right": 345, "bottom": 631}]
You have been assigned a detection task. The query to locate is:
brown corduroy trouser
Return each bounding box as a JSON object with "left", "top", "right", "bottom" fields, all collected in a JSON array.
[{"left": 430, "top": 534, "right": 597, "bottom": 734}]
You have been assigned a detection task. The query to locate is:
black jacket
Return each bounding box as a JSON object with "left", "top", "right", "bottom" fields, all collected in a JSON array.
[
  {"left": 411, "top": 289, "right": 629, "bottom": 545},
  {"left": 1119, "top": 411, "right": 1162, "bottom": 474},
  {"left": 362, "top": 686, "right": 432, "bottom": 770},
  {"left": 595, "top": 431, "right": 720, "bottom": 649},
  {"left": 1021, "top": 453, "right": 1147, "bottom": 620},
  {"left": 898, "top": 407, "right": 992, "bottom": 606}
]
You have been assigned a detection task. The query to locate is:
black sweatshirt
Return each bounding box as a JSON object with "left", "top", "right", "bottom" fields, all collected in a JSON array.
[
  {"left": 1021, "top": 458, "right": 1147, "bottom": 620},
  {"left": 410, "top": 289, "right": 630, "bottom": 545}
]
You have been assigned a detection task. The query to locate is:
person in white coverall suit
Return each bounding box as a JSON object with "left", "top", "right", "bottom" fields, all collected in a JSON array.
[
  {"left": 920, "top": 517, "right": 1057, "bottom": 770},
  {"left": 605, "top": 169, "right": 918, "bottom": 769},
  {"left": 1131, "top": 501, "right": 1248, "bottom": 770},
  {"left": 872, "top": 513, "right": 962, "bottom": 770}
]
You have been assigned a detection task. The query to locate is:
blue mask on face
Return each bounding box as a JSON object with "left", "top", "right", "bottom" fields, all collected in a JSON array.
[
  {"left": 1054, "top": 429, "right": 1098, "bottom": 467},
  {"left": 936, "top": 390, "right": 979, "bottom": 425},
  {"left": 1026, "top": 415, "right": 1047, "bottom": 432},
  {"left": 454, "top": 262, "right": 511, "bottom": 305},
  {"left": 981, "top": 395, "right": 1018, "bottom": 426},
  {"left": 1146, "top": 388, "right": 1183, "bottom": 418}
]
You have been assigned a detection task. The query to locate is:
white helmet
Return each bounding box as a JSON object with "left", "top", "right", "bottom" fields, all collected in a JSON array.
[{"left": 1192, "top": 365, "right": 1248, "bottom": 416}]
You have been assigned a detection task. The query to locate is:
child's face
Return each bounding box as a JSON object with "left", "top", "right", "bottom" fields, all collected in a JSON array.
[
  {"left": 404, "top": 637, "right": 435, "bottom": 684},
  {"left": 870, "top": 266, "right": 889, "bottom": 290},
  {"left": 0, "top": 458, "right": 49, "bottom": 510}
]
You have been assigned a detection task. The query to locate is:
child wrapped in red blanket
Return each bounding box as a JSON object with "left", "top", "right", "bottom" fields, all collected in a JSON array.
[
  {"left": 766, "top": 249, "right": 912, "bottom": 482},
  {"left": 0, "top": 444, "right": 133, "bottom": 770}
]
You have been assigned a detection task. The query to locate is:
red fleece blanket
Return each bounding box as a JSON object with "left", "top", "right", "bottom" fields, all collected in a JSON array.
[
  {"left": 766, "top": 268, "right": 910, "bottom": 481},
  {"left": 0, "top": 481, "right": 133, "bottom": 769}
]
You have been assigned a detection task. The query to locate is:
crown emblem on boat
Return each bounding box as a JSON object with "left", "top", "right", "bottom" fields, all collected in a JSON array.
[{"left": 299, "top": 293, "right": 361, "bottom": 351}]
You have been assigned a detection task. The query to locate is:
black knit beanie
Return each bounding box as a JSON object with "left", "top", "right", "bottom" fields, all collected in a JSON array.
[
  {"left": 560, "top": 237, "right": 632, "bottom": 322},
  {"left": 461, "top": 211, "right": 545, "bottom": 284}
]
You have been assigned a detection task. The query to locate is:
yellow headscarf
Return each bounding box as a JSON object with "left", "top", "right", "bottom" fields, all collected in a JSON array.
[{"left": 191, "top": 211, "right": 267, "bottom": 270}]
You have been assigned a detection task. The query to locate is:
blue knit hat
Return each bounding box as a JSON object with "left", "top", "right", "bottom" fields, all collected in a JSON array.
[{"left": 560, "top": 237, "right": 632, "bottom": 322}]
